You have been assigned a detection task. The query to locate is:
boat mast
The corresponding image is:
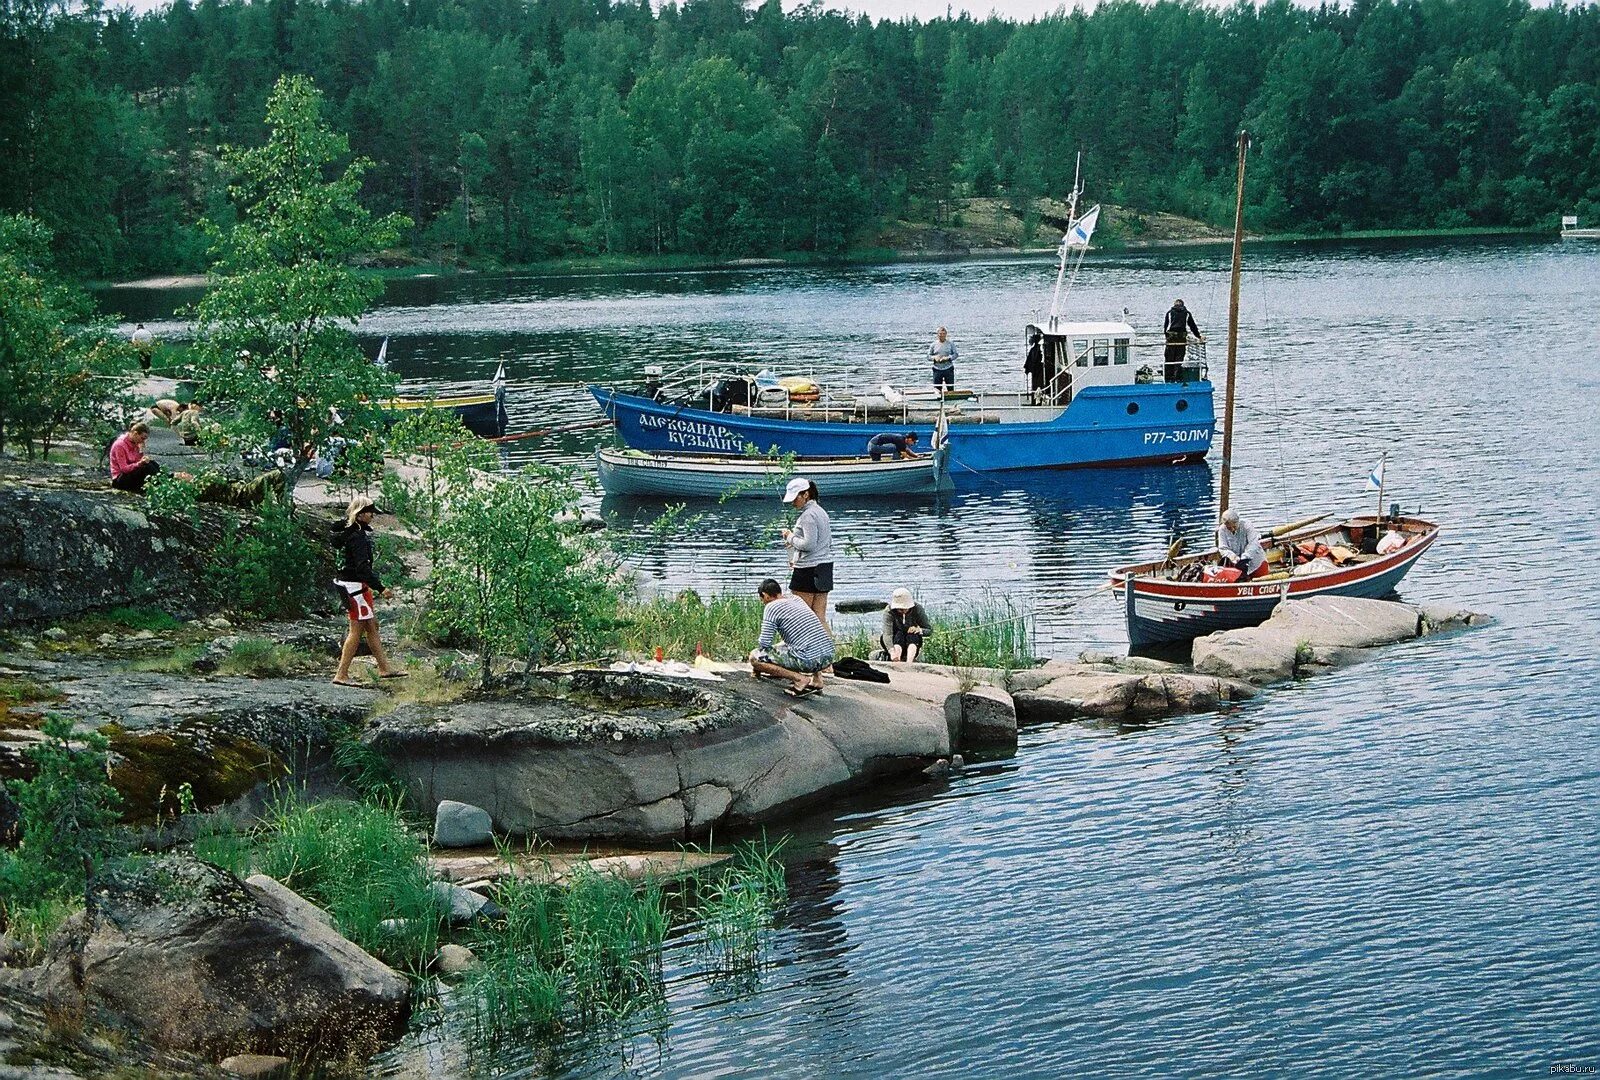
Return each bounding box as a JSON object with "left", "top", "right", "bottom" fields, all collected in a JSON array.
[
  {"left": 1217, "top": 130, "right": 1250, "bottom": 522},
  {"left": 1047, "top": 152, "right": 1084, "bottom": 327}
]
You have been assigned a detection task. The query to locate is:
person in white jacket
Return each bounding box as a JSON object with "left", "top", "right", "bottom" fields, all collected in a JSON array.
[
  {"left": 1217, "top": 507, "right": 1266, "bottom": 578},
  {"left": 781, "top": 477, "right": 834, "bottom": 633}
]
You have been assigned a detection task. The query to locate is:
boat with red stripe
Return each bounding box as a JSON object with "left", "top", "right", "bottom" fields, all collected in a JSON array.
[{"left": 1111, "top": 514, "right": 1440, "bottom": 649}]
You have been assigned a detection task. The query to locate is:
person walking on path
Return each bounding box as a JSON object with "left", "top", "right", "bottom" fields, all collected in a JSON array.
[
  {"left": 332, "top": 496, "right": 407, "bottom": 686},
  {"left": 109, "top": 421, "right": 160, "bottom": 493},
  {"left": 131, "top": 324, "right": 154, "bottom": 373},
  {"left": 929, "top": 326, "right": 958, "bottom": 391},
  {"left": 1162, "top": 299, "right": 1204, "bottom": 383},
  {"left": 781, "top": 477, "right": 834, "bottom": 633},
  {"left": 749, "top": 578, "right": 835, "bottom": 697},
  {"left": 880, "top": 588, "right": 932, "bottom": 663}
]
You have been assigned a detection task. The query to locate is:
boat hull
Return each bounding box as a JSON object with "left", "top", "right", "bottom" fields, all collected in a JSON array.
[
  {"left": 1114, "top": 521, "right": 1439, "bottom": 649},
  {"left": 388, "top": 385, "right": 508, "bottom": 438},
  {"left": 591, "top": 384, "right": 1214, "bottom": 473},
  {"left": 596, "top": 447, "right": 949, "bottom": 499}
]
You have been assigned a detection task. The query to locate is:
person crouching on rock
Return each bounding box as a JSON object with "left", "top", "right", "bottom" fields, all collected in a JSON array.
[
  {"left": 332, "top": 496, "right": 406, "bottom": 687},
  {"left": 109, "top": 421, "right": 160, "bottom": 493},
  {"left": 749, "top": 578, "right": 834, "bottom": 699}
]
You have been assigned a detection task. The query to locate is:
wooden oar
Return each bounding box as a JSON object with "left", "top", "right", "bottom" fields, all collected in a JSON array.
[{"left": 1267, "top": 512, "right": 1330, "bottom": 538}]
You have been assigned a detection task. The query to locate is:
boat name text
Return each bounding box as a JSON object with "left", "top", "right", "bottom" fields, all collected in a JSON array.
[{"left": 637, "top": 414, "right": 745, "bottom": 452}]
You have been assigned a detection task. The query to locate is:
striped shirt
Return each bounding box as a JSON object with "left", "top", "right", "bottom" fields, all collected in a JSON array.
[
  {"left": 758, "top": 597, "right": 834, "bottom": 667},
  {"left": 787, "top": 501, "right": 833, "bottom": 568}
]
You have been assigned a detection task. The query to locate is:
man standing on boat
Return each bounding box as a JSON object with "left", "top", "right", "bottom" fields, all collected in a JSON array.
[
  {"left": 929, "top": 327, "right": 958, "bottom": 392},
  {"left": 1163, "top": 300, "right": 1204, "bottom": 382},
  {"left": 1217, "top": 507, "right": 1267, "bottom": 579}
]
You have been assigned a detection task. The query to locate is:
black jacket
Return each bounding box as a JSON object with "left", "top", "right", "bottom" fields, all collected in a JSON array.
[{"left": 334, "top": 523, "right": 383, "bottom": 591}]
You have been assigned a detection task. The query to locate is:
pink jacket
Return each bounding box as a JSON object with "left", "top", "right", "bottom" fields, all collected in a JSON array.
[{"left": 109, "top": 433, "right": 145, "bottom": 479}]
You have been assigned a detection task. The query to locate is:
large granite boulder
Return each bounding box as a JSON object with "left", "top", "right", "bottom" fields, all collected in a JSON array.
[
  {"left": 365, "top": 669, "right": 960, "bottom": 842},
  {"left": 1192, "top": 596, "right": 1434, "bottom": 684},
  {"left": 38, "top": 856, "right": 410, "bottom": 1060},
  {"left": 0, "top": 485, "right": 215, "bottom": 627}
]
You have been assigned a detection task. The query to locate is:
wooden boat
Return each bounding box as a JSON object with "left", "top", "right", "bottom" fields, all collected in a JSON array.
[
  {"left": 1112, "top": 514, "right": 1440, "bottom": 648},
  {"left": 596, "top": 444, "right": 951, "bottom": 499},
  {"left": 386, "top": 361, "right": 509, "bottom": 438},
  {"left": 1110, "top": 132, "right": 1439, "bottom": 650}
]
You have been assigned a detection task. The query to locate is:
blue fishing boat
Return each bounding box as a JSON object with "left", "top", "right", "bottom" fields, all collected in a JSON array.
[
  {"left": 591, "top": 377, "right": 1211, "bottom": 474},
  {"left": 589, "top": 168, "right": 1214, "bottom": 474}
]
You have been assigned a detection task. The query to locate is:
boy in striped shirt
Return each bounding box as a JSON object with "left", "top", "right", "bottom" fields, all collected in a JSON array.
[{"left": 749, "top": 578, "right": 834, "bottom": 698}]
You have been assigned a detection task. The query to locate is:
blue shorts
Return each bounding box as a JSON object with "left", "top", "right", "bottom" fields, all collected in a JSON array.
[
  {"left": 754, "top": 645, "right": 834, "bottom": 674},
  {"left": 932, "top": 367, "right": 955, "bottom": 388}
]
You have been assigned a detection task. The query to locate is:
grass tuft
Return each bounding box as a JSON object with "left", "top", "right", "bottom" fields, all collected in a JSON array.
[
  {"left": 216, "top": 637, "right": 318, "bottom": 678},
  {"left": 0, "top": 677, "right": 63, "bottom": 704},
  {"left": 690, "top": 834, "right": 788, "bottom": 979},
  {"left": 614, "top": 593, "right": 763, "bottom": 663},
  {"left": 252, "top": 794, "right": 442, "bottom": 976},
  {"left": 127, "top": 645, "right": 206, "bottom": 674}
]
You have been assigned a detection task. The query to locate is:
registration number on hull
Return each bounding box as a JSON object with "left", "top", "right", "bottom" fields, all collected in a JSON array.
[{"left": 1143, "top": 429, "right": 1213, "bottom": 446}]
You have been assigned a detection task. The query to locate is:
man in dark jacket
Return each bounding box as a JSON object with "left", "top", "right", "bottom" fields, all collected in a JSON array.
[{"left": 1163, "top": 299, "right": 1205, "bottom": 382}]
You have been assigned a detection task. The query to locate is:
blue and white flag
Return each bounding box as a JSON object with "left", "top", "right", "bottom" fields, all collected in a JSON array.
[
  {"left": 1063, "top": 204, "right": 1101, "bottom": 250},
  {"left": 1364, "top": 456, "right": 1386, "bottom": 492}
]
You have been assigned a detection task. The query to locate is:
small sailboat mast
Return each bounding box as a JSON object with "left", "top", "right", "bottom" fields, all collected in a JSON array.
[{"left": 1217, "top": 129, "right": 1251, "bottom": 523}]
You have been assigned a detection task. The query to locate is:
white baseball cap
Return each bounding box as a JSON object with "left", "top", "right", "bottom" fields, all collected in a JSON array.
[{"left": 782, "top": 477, "right": 810, "bottom": 504}]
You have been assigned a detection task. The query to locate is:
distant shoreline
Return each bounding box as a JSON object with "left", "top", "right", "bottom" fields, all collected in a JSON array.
[{"left": 102, "top": 225, "right": 1550, "bottom": 291}]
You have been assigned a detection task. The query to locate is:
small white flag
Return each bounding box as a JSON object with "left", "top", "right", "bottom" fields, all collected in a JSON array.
[
  {"left": 1063, "top": 204, "right": 1101, "bottom": 250},
  {"left": 1365, "top": 456, "right": 1386, "bottom": 492}
]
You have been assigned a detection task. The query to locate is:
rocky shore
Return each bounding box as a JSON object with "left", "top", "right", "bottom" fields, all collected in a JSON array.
[{"left": 0, "top": 462, "right": 1490, "bottom": 1076}]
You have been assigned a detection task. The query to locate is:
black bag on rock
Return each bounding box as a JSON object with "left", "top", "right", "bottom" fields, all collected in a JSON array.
[{"left": 832, "top": 657, "right": 890, "bottom": 683}]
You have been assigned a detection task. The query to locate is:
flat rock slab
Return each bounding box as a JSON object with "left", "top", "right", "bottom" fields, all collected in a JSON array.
[
  {"left": 1191, "top": 596, "right": 1485, "bottom": 685},
  {"left": 1012, "top": 668, "right": 1254, "bottom": 723},
  {"left": 367, "top": 669, "right": 957, "bottom": 842}
]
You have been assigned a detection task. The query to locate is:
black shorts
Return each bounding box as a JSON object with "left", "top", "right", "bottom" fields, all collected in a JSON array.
[{"left": 790, "top": 563, "right": 834, "bottom": 594}]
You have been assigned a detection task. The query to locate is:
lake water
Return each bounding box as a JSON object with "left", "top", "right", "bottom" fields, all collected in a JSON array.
[{"left": 113, "top": 238, "right": 1600, "bottom": 1076}]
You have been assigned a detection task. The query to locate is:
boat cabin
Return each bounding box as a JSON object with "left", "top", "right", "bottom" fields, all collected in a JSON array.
[{"left": 1025, "top": 319, "right": 1137, "bottom": 405}]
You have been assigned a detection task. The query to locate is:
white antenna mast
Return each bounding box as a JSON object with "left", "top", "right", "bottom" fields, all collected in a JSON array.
[{"left": 1048, "top": 152, "right": 1087, "bottom": 327}]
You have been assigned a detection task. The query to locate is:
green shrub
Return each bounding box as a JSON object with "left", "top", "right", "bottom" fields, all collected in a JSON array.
[
  {"left": 211, "top": 498, "right": 325, "bottom": 617},
  {"left": 427, "top": 464, "right": 619, "bottom": 685},
  {"left": 127, "top": 644, "right": 206, "bottom": 674},
  {"left": 0, "top": 715, "right": 123, "bottom": 909}
]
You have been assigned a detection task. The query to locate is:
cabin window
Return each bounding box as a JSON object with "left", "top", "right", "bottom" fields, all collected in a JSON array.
[
  {"left": 1073, "top": 339, "right": 1089, "bottom": 368},
  {"left": 1114, "top": 338, "right": 1130, "bottom": 365},
  {"left": 1093, "top": 339, "right": 1110, "bottom": 367}
]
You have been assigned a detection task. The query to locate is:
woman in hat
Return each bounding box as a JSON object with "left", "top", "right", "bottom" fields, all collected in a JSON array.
[
  {"left": 880, "top": 588, "right": 931, "bottom": 663},
  {"left": 332, "top": 495, "right": 405, "bottom": 686},
  {"left": 781, "top": 477, "right": 834, "bottom": 633}
]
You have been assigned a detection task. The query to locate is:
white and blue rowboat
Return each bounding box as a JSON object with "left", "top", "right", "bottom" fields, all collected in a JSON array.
[
  {"left": 1110, "top": 515, "right": 1440, "bottom": 650},
  {"left": 595, "top": 445, "right": 951, "bottom": 499}
]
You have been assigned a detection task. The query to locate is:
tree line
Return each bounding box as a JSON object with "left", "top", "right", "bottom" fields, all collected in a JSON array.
[{"left": 4, "top": 0, "right": 1598, "bottom": 276}]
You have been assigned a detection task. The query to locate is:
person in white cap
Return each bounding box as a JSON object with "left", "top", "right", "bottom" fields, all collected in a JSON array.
[
  {"left": 880, "top": 587, "right": 931, "bottom": 663},
  {"left": 1217, "top": 507, "right": 1266, "bottom": 579},
  {"left": 781, "top": 477, "right": 834, "bottom": 633}
]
